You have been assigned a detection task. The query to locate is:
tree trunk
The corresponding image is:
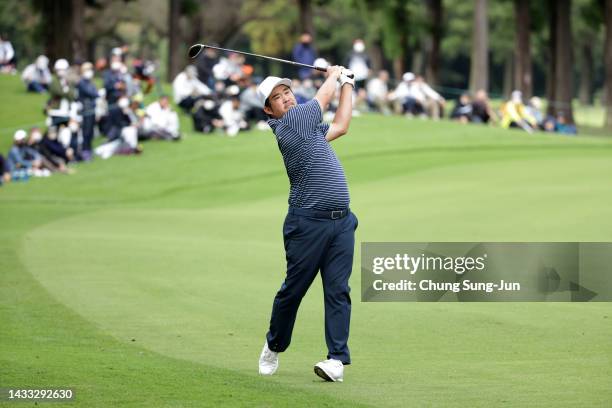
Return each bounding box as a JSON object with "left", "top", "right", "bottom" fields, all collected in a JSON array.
[
  {"left": 578, "top": 37, "right": 594, "bottom": 105},
  {"left": 71, "top": 0, "right": 86, "bottom": 62},
  {"left": 469, "top": 0, "right": 488, "bottom": 92},
  {"left": 167, "top": 0, "right": 182, "bottom": 82},
  {"left": 298, "top": 0, "right": 314, "bottom": 36},
  {"left": 554, "top": 0, "right": 574, "bottom": 123},
  {"left": 513, "top": 0, "right": 532, "bottom": 97},
  {"left": 370, "top": 39, "right": 384, "bottom": 72},
  {"left": 425, "top": 0, "right": 442, "bottom": 85},
  {"left": 393, "top": 58, "right": 405, "bottom": 82},
  {"left": 605, "top": 0, "right": 612, "bottom": 128},
  {"left": 41, "top": 0, "right": 73, "bottom": 62},
  {"left": 546, "top": 0, "right": 557, "bottom": 117},
  {"left": 503, "top": 54, "right": 514, "bottom": 99}
]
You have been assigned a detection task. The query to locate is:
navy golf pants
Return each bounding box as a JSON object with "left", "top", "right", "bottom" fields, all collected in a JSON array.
[{"left": 266, "top": 207, "right": 358, "bottom": 365}]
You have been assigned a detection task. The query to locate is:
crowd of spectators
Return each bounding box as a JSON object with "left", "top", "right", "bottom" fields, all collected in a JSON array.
[{"left": 0, "top": 34, "right": 580, "bottom": 187}]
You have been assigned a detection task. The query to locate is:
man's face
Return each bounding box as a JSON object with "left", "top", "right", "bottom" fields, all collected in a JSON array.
[
  {"left": 160, "top": 97, "right": 169, "bottom": 109},
  {"left": 263, "top": 85, "right": 296, "bottom": 119}
]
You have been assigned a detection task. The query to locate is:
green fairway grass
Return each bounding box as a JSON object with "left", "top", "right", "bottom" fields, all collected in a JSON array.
[{"left": 1, "top": 74, "right": 611, "bottom": 407}]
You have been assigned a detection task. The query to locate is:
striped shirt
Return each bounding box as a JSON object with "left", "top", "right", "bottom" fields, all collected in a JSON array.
[{"left": 268, "top": 99, "right": 350, "bottom": 210}]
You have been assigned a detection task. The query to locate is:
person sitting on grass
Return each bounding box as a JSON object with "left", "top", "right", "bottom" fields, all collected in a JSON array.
[
  {"left": 450, "top": 93, "right": 473, "bottom": 124},
  {"left": 471, "top": 89, "right": 498, "bottom": 124},
  {"left": 27, "top": 127, "right": 72, "bottom": 175},
  {"left": 500, "top": 90, "right": 537, "bottom": 133},
  {"left": 142, "top": 95, "right": 180, "bottom": 141},
  {"left": 7, "top": 130, "right": 44, "bottom": 180},
  {"left": 0, "top": 153, "right": 10, "bottom": 185},
  {"left": 21, "top": 55, "right": 52, "bottom": 93},
  {"left": 172, "top": 65, "right": 211, "bottom": 113}
]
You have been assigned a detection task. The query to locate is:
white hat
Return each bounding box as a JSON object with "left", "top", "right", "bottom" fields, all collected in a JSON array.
[
  {"left": 256, "top": 76, "right": 292, "bottom": 106},
  {"left": 402, "top": 72, "right": 415, "bottom": 82},
  {"left": 54, "top": 58, "right": 69, "bottom": 71},
  {"left": 314, "top": 58, "right": 329, "bottom": 68},
  {"left": 36, "top": 55, "right": 49, "bottom": 69},
  {"left": 14, "top": 129, "right": 27, "bottom": 142}
]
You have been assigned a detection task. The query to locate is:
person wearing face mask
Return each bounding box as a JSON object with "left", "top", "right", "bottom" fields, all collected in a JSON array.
[
  {"left": 346, "top": 39, "right": 371, "bottom": 90},
  {"left": 40, "top": 127, "right": 75, "bottom": 168},
  {"left": 47, "top": 59, "right": 75, "bottom": 127},
  {"left": 292, "top": 33, "right": 317, "bottom": 80},
  {"left": 104, "top": 58, "right": 127, "bottom": 142},
  {"left": 172, "top": 65, "right": 211, "bottom": 112},
  {"left": 21, "top": 55, "right": 52, "bottom": 93},
  {"left": 77, "top": 62, "right": 99, "bottom": 161}
]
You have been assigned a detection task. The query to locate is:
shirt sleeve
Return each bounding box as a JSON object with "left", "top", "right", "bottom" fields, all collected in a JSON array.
[{"left": 282, "top": 99, "right": 323, "bottom": 139}]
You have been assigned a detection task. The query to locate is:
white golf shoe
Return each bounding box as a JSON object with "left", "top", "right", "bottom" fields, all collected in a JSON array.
[
  {"left": 314, "top": 359, "right": 344, "bottom": 382},
  {"left": 258, "top": 342, "right": 279, "bottom": 375}
]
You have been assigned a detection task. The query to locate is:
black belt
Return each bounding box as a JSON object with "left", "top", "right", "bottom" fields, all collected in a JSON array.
[{"left": 289, "top": 207, "right": 350, "bottom": 220}]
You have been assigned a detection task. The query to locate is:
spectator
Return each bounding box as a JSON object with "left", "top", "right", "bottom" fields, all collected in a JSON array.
[
  {"left": 292, "top": 33, "right": 317, "bottom": 80},
  {"left": 366, "top": 70, "right": 392, "bottom": 115},
  {"left": 94, "top": 96, "right": 142, "bottom": 159},
  {"left": 500, "top": 90, "right": 536, "bottom": 133},
  {"left": 346, "top": 39, "right": 371, "bottom": 90},
  {"left": 27, "top": 127, "right": 71, "bottom": 174},
  {"left": 555, "top": 112, "right": 577, "bottom": 135},
  {"left": 525, "top": 96, "right": 544, "bottom": 128},
  {"left": 132, "top": 59, "right": 156, "bottom": 94},
  {"left": 21, "top": 55, "right": 52, "bottom": 93},
  {"left": 40, "top": 127, "right": 75, "bottom": 165},
  {"left": 142, "top": 95, "right": 180, "bottom": 141},
  {"left": 173, "top": 65, "right": 212, "bottom": 112},
  {"left": 389, "top": 72, "right": 420, "bottom": 115},
  {"left": 47, "top": 59, "right": 75, "bottom": 128},
  {"left": 104, "top": 59, "right": 127, "bottom": 140},
  {"left": 192, "top": 98, "right": 223, "bottom": 133},
  {"left": 195, "top": 45, "right": 219, "bottom": 87},
  {"left": 7, "top": 130, "right": 43, "bottom": 179},
  {"left": 77, "top": 62, "right": 99, "bottom": 161},
  {"left": 240, "top": 80, "right": 268, "bottom": 128},
  {"left": 471, "top": 89, "right": 497, "bottom": 124},
  {"left": 0, "top": 153, "right": 10, "bottom": 185},
  {"left": 293, "top": 78, "right": 317, "bottom": 103},
  {"left": 219, "top": 86, "right": 249, "bottom": 136},
  {"left": 409, "top": 75, "right": 445, "bottom": 120},
  {"left": 0, "top": 34, "right": 16, "bottom": 74},
  {"left": 213, "top": 52, "right": 244, "bottom": 83},
  {"left": 450, "top": 93, "right": 472, "bottom": 124}
]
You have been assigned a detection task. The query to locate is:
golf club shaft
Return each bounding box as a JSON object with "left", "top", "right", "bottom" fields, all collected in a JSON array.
[{"left": 189, "top": 43, "right": 341, "bottom": 75}]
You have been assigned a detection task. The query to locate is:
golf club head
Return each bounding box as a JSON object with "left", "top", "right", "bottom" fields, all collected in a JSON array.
[{"left": 188, "top": 44, "right": 205, "bottom": 59}]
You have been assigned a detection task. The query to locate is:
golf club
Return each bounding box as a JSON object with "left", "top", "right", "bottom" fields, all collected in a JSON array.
[{"left": 188, "top": 43, "right": 353, "bottom": 78}]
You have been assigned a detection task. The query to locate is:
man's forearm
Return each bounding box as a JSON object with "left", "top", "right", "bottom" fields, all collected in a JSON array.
[
  {"left": 327, "top": 84, "right": 353, "bottom": 141},
  {"left": 315, "top": 73, "right": 340, "bottom": 111}
]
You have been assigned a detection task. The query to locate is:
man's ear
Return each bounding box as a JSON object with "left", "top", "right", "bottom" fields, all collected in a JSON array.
[{"left": 263, "top": 106, "right": 273, "bottom": 117}]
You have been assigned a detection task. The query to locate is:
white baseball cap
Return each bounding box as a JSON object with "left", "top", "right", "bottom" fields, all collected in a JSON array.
[
  {"left": 14, "top": 129, "right": 27, "bottom": 142},
  {"left": 54, "top": 58, "right": 69, "bottom": 71},
  {"left": 256, "top": 76, "right": 292, "bottom": 106},
  {"left": 402, "top": 72, "right": 415, "bottom": 82}
]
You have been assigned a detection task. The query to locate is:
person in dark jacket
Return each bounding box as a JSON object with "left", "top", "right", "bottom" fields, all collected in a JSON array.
[
  {"left": 292, "top": 33, "right": 317, "bottom": 80},
  {"left": 77, "top": 62, "right": 99, "bottom": 160}
]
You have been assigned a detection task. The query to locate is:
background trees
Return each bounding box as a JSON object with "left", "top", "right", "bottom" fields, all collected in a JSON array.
[{"left": 0, "top": 0, "right": 609, "bottom": 129}]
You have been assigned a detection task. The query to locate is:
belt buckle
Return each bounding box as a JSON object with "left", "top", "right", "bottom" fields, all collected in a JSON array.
[{"left": 331, "top": 210, "right": 342, "bottom": 219}]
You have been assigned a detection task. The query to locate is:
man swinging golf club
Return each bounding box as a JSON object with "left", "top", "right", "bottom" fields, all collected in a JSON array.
[{"left": 256, "top": 65, "right": 358, "bottom": 382}]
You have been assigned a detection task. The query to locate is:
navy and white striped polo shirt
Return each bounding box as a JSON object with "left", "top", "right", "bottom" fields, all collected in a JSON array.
[{"left": 268, "top": 99, "right": 350, "bottom": 210}]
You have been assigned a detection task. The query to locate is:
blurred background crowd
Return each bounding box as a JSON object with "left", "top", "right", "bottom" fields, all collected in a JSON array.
[{"left": 0, "top": 0, "right": 609, "bottom": 186}]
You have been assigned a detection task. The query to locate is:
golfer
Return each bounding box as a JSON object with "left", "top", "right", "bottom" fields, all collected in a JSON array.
[{"left": 256, "top": 65, "right": 358, "bottom": 382}]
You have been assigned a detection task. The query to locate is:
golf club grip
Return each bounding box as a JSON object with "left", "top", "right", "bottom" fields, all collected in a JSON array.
[{"left": 314, "top": 66, "right": 354, "bottom": 79}]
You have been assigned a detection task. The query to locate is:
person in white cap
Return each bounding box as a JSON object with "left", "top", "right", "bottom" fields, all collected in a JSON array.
[
  {"left": 256, "top": 65, "right": 358, "bottom": 383},
  {"left": 7, "top": 130, "right": 43, "bottom": 178},
  {"left": 21, "top": 55, "right": 52, "bottom": 93}
]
